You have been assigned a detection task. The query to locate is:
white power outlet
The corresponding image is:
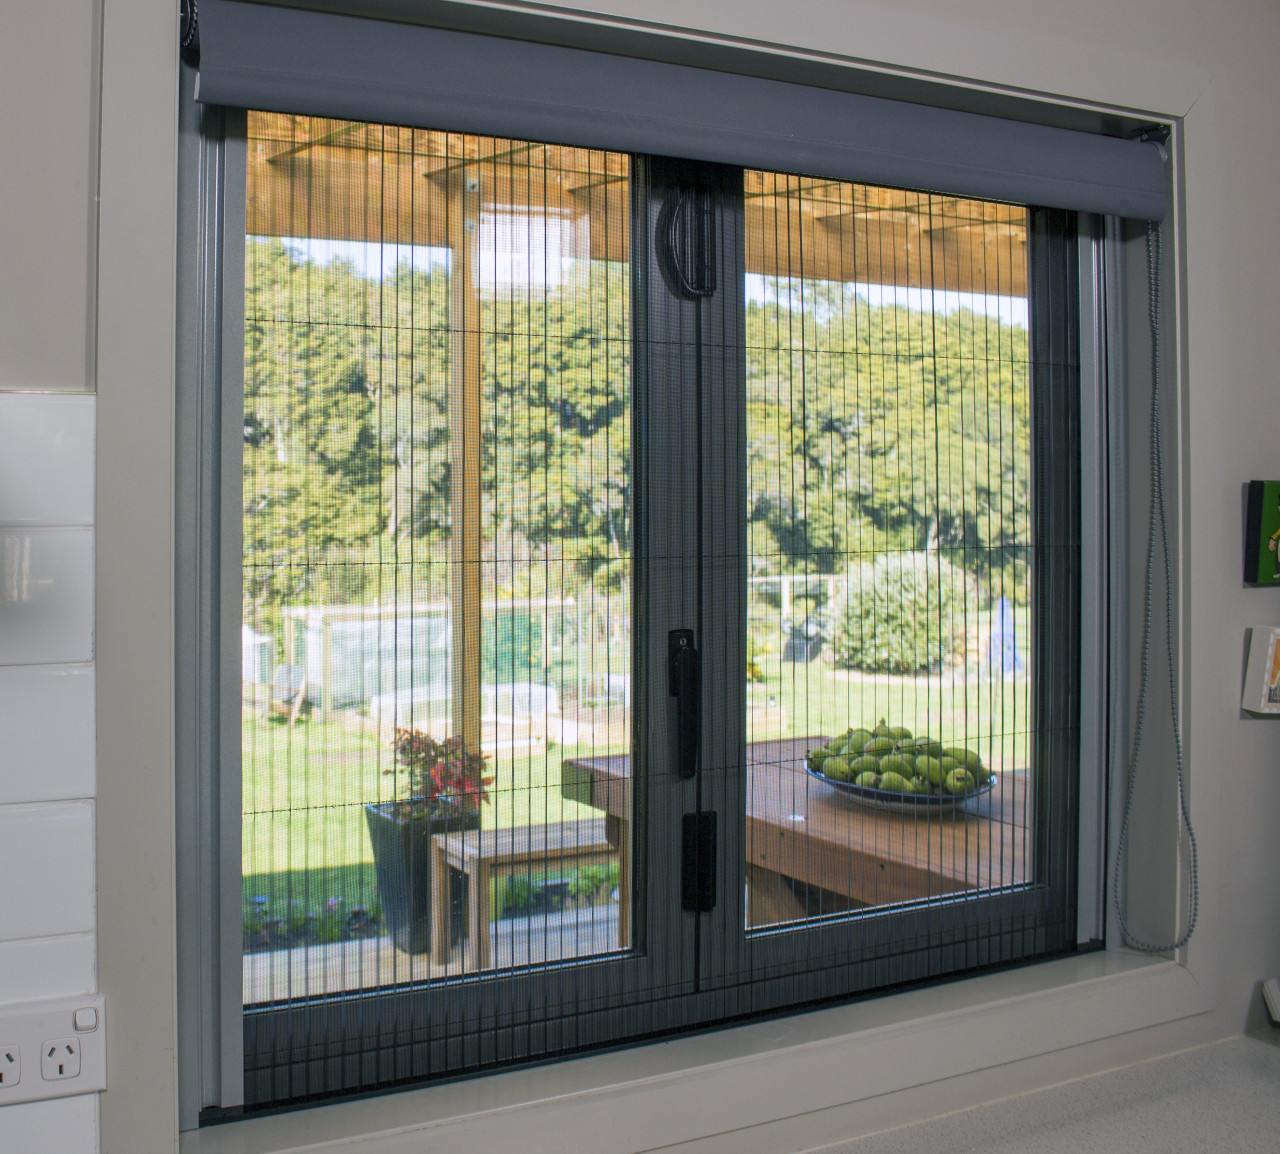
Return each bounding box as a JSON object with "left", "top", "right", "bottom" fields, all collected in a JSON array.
[
  {"left": 0, "top": 996, "right": 104, "bottom": 1105},
  {"left": 41, "top": 1038, "right": 81, "bottom": 1081},
  {"left": 0, "top": 1045, "right": 19, "bottom": 1087}
]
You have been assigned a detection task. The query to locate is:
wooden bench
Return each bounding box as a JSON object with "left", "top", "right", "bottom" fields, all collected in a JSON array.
[{"left": 431, "top": 818, "right": 617, "bottom": 968}]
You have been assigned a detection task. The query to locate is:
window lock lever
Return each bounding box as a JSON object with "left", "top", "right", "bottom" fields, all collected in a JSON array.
[{"left": 668, "top": 629, "right": 700, "bottom": 779}]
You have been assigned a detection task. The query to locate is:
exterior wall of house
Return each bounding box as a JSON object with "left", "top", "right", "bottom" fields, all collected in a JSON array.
[{"left": 3, "top": 1, "right": 1279, "bottom": 1151}]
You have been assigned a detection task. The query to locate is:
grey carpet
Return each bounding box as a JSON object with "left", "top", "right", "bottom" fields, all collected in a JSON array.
[{"left": 821, "top": 1034, "right": 1280, "bottom": 1153}]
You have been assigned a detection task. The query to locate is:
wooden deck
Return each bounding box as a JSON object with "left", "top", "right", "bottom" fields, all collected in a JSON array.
[{"left": 244, "top": 902, "right": 623, "bottom": 1004}]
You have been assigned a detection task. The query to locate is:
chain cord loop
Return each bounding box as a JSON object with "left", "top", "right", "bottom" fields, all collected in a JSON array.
[{"left": 1112, "top": 220, "right": 1199, "bottom": 952}]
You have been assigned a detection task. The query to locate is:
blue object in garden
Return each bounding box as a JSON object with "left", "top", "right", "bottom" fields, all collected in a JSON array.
[{"left": 984, "top": 597, "right": 1025, "bottom": 677}]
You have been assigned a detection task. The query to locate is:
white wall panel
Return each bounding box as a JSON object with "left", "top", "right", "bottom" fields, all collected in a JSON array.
[
  {"left": 0, "top": 530, "right": 94, "bottom": 666},
  {"left": 0, "top": 802, "right": 95, "bottom": 943},
  {"left": 0, "top": 394, "right": 95, "bottom": 527},
  {"left": 0, "top": 932, "right": 96, "bottom": 1006},
  {"left": 0, "top": 1093, "right": 99, "bottom": 1154},
  {"left": 0, "top": 665, "right": 95, "bottom": 804},
  {"left": 0, "top": 1, "right": 98, "bottom": 394}
]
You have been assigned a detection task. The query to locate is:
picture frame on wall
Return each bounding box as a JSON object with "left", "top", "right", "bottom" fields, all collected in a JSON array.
[
  {"left": 1244, "top": 480, "right": 1280, "bottom": 585},
  {"left": 1242, "top": 625, "right": 1280, "bottom": 715}
]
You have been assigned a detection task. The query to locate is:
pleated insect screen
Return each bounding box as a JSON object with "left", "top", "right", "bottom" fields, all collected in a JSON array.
[
  {"left": 241, "top": 116, "right": 635, "bottom": 1005},
  {"left": 233, "top": 107, "right": 1078, "bottom": 1112}
]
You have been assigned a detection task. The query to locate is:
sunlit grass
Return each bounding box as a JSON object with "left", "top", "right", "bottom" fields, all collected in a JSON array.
[
  {"left": 241, "top": 717, "right": 598, "bottom": 878},
  {"left": 241, "top": 652, "right": 1029, "bottom": 883},
  {"left": 760, "top": 661, "right": 1030, "bottom": 770}
]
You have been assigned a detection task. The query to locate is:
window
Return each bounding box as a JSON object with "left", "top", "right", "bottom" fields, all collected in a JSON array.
[{"left": 178, "top": 1, "right": 1163, "bottom": 1122}]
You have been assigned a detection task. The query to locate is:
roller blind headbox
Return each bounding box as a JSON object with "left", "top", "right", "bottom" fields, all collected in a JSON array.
[{"left": 194, "top": 0, "right": 1166, "bottom": 220}]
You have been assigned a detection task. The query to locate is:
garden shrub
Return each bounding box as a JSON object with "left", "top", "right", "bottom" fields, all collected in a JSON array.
[
  {"left": 497, "top": 874, "right": 537, "bottom": 915},
  {"left": 830, "top": 552, "right": 972, "bottom": 673},
  {"left": 569, "top": 863, "right": 619, "bottom": 904}
]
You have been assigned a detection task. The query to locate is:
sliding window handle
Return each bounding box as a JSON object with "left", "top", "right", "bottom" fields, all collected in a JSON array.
[
  {"left": 657, "top": 187, "right": 717, "bottom": 300},
  {"left": 668, "top": 629, "right": 700, "bottom": 778}
]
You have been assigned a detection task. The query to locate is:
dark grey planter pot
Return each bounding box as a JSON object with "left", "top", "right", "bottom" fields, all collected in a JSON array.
[{"left": 365, "top": 802, "right": 482, "bottom": 955}]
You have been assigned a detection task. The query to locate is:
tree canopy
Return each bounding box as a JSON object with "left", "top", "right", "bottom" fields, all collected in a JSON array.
[
  {"left": 242, "top": 239, "right": 1031, "bottom": 633},
  {"left": 746, "top": 284, "right": 1030, "bottom": 596}
]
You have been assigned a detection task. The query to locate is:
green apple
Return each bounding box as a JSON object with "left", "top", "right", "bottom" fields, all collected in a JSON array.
[
  {"left": 916, "top": 755, "right": 943, "bottom": 784},
  {"left": 824, "top": 756, "right": 852, "bottom": 781}
]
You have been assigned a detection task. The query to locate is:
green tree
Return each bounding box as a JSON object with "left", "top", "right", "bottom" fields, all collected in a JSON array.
[
  {"left": 242, "top": 244, "right": 1032, "bottom": 638},
  {"left": 481, "top": 262, "right": 631, "bottom": 594},
  {"left": 243, "top": 241, "right": 387, "bottom": 625},
  {"left": 746, "top": 284, "right": 1030, "bottom": 599}
]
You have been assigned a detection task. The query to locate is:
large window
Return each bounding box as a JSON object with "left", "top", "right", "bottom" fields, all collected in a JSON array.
[
  {"left": 210, "top": 112, "right": 1080, "bottom": 1112},
  {"left": 178, "top": 4, "right": 1160, "bottom": 1122}
]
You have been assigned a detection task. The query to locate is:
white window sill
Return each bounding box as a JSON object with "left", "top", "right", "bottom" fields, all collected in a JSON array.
[{"left": 180, "top": 950, "right": 1212, "bottom": 1154}]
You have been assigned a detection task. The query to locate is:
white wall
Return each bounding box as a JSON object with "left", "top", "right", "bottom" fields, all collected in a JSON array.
[
  {"left": 0, "top": 3, "right": 102, "bottom": 1150},
  {"left": 4, "top": 0, "right": 1280, "bottom": 1152}
]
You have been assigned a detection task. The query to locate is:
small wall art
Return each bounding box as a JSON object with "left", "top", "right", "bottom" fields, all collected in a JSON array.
[
  {"left": 1244, "top": 480, "right": 1280, "bottom": 584},
  {"left": 1242, "top": 625, "right": 1280, "bottom": 715}
]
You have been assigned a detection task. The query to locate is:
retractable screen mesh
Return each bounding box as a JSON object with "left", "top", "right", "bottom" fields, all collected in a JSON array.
[
  {"left": 241, "top": 113, "right": 632, "bottom": 1006},
  {"left": 231, "top": 113, "right": 1077, "bottom": 1109},
  {"left": 742, "top": 173, "right": 1033, "bottom": 928}
]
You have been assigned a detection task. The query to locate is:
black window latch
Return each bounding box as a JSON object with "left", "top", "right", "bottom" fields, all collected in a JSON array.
[
  {"left": 668, "top": 629, "right": 700, "bottom": 779},
  {"left": 681, "top": 811, "right": 717, "bottom": 912}
]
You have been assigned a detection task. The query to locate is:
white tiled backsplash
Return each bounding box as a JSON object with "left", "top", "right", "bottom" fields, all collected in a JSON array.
[
  {"left": 0, "top": 665, "right": 95, "bottom": 804},
  {"left": 0, "top": 394, "right": 95, "bottom": 527},
  {"left": 0, "top": 801, "right": 96, "bottom": 942},
  {"left": 0, "top": 392, "right": 99, "bottom": 1144},
  {"left": 0, "top": 529, "right": 95, "bottom": 667},
  {"left": 0, "top": 933, "right": 97, "bottom": 1004}
]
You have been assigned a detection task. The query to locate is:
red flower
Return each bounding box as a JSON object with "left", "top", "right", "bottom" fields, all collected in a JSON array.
[{"left": 389, "top": 728, "right": 492, "bottom": 817}]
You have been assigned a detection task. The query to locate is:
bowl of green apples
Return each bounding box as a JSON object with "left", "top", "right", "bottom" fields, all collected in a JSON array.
[{"left": 805, "top": 719, "right": 995, "bottom": 815}]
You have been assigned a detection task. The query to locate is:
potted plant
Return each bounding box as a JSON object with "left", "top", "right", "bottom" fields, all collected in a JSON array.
[{"left": 365, "top": 729, "right": 492, "bottom": 954}]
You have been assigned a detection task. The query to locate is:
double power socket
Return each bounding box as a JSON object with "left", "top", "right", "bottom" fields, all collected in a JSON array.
[{"left": 0, "top": 995, "right": 105, "bottom": 1107}]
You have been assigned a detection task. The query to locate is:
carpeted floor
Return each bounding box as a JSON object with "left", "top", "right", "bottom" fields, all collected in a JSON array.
[{"left": 822, "top": 1034, "right": 1280, "bottom": 1153}]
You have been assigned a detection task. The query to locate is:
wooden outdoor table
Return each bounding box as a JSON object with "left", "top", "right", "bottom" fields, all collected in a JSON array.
[{"left": 562, "top": 737, "right": 1030, "bottom": 926}]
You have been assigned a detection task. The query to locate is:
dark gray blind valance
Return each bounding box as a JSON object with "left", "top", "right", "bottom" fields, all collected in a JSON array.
[{"left": 195, "top": 0, "right": 1166, "bottom": 220}]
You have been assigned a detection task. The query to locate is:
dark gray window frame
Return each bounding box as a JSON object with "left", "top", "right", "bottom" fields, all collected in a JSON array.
[{"left": 173, "top": 14, "right": 1138, "bottom": 1123}]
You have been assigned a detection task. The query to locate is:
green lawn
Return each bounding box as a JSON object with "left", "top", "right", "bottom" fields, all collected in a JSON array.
[
  {"left": 241, "top": 591, "right": 1030, "bottom": 932},
  {"left": 757, "top": 660, "right": 1030, "bottom": 768},
  {"left": 242, "top": 716, "right": 601, "bottom": 879},
  {"left": 750, "top": 601, "right": 1032, "bottom": 765},
  {"left": 242, "top": 656, "right": 1028, "bottom": 892}
]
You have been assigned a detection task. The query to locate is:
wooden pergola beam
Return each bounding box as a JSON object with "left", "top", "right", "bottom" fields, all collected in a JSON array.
[
  {"left": 447, "top": 170, "right": 483, "bottom": 763},
  {"left": 246, "top": 144, "right": 1026, "bottom": 294}
]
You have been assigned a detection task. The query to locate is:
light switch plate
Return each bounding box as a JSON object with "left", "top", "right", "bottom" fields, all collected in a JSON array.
[{"left": 0, "top": 995, "right": 104, "bottom": 1105}]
